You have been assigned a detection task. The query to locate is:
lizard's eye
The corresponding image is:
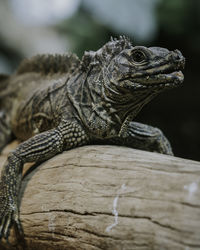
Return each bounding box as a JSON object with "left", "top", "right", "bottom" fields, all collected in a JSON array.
[{"left": 131, "top": 50, "right": 146, "bottom": 63}]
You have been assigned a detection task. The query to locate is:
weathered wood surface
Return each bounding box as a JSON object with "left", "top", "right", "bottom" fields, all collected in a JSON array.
[{"left": 0, "top": 142, "right": 200, "bottom": 250}]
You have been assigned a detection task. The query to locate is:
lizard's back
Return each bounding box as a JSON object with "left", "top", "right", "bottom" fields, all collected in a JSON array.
[
  {"left": 0, "top": 53, "right": 80, "bottom": 141},
  {"left": 11, "top": 74, "right": 69, "bottom": 140}
]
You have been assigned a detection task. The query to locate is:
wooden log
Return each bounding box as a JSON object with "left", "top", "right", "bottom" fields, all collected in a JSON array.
[{"left": 0, "top": 142, "right": 200, "bottom": 250}]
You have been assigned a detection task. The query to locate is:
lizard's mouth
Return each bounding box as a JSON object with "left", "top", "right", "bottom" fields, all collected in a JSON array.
[
  {"left": 126, "top": 67, "right": 184, "bottom": 90},
  {"left": 140, "top": 70, "right": 184, "bottom": 87}
]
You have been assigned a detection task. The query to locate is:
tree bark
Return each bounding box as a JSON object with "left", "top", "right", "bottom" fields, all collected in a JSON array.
[{"left": 0, "top": 142, "right": 200, "bottom": 250}]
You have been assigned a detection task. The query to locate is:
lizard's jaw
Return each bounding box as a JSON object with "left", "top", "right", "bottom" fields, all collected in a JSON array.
[
  {"left": 118, "top": 69, "right": 184, "bottom": 92},
  {"left": 132, "top": 70, "right": 184, "bottom": 89}
]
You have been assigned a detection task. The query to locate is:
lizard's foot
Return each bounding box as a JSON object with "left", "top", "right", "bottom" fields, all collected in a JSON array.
[
  {"left": 0, "top": 182, "right": 22, "bottom": 240},
  {"left": 106, "top": 122, "right": 174, "bottom": 155},
  {"left": 127, "top": 122, "right": 174, "bottom": 155}
]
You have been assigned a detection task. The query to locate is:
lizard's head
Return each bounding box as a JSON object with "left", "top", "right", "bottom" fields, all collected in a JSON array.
[
  {"left": 110, "top": 45, "right": 185, "bottom": 92},
  {"left": 83, "top": 36, "right": 185, "bottom": 95},
  {"left": 81, "top": 37, "right": 185, "bottom": 121}
]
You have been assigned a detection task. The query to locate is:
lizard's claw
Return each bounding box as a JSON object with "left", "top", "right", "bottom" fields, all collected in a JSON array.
[
  {"left": 0, "top": 206, "right": 23, "bottom": 241},
  {"left": 0, "top": 205, "right": 22, "bottom": 240},
  {"left": 0, "top": 211, "right": 12, "bottom": 240},
  {"left": 0, "top": 182, "right": 23, "bottom": 240}
]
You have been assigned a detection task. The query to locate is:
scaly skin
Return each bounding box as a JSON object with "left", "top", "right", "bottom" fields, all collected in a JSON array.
[{"left": 0, "top": 36, "right": 185, "bottom": 240}]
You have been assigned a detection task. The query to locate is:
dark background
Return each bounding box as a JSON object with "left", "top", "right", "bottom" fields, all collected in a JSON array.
[{"left": 0, "top": 0, "right": 199, "bottom": 161}]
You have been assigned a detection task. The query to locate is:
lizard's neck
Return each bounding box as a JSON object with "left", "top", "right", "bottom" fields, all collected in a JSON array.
[
  {"left": 101, "top": 67, "right": 159, "bottom": 124},
  {"left": 66, "top": 69, "right": 121, "bottom": 139}
]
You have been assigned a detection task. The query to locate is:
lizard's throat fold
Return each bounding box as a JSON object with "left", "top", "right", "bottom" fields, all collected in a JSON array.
[{"left": 102, "top": 77, "right": 159, "bottom": 122}]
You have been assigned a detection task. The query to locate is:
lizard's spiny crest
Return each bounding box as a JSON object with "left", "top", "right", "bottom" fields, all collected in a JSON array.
[
  {"left": 17, "top": 54, "right": 80, "bottom": 75},
  {"left": 81, "top": 36, "right": 132, "bottom": 69},
  {"left": 101, "top": 36, "right": 132, "bottom": 58}
]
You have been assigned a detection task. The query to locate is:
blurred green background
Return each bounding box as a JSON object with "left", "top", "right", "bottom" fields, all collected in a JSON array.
[{"left": 0, "top": 0, "right": 199, "bottom": 161}]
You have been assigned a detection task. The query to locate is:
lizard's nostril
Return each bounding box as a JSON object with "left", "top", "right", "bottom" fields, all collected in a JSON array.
[
  {"left": 174, "top": 49, "right": 182, "bottom": 58},
  {"left": 179, "top": 58, "right": 185, "bottom": 70},
  {"left": 171, "top": 50, "right": 185, "bottom": 70}
]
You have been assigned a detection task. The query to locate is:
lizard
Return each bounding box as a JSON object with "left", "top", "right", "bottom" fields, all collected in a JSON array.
[{"left": 0, "top": 36, "right": 185, "bottom": 240}]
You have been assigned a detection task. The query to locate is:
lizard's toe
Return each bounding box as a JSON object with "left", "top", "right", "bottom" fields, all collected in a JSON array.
[
  {"left": 0, "top": 211, "right": 12, "bottom": 240},
  {"left": 0, "top": 215, "right": 6, "bottom": 239},
  {"left": 0, "top": 191, "right": 22, "bottom": 241},
  {"left": 13, "top": 212, "right": 23, "bottom": 236},
  {"left": 0, "top": 209, "right": 22, "bottom": 241}
]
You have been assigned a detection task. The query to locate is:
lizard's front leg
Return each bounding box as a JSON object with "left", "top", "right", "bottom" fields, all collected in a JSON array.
[
  {"left": 0, "top": 119, "right": 88, "bottom": 240},
  {"left": 104, "top": 121, "right": 173, "bottom": 155}
]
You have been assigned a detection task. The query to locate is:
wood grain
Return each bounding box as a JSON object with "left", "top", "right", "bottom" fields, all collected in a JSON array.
[{"left": 0, "top": 143, "right": 200, "bottom": 250}]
